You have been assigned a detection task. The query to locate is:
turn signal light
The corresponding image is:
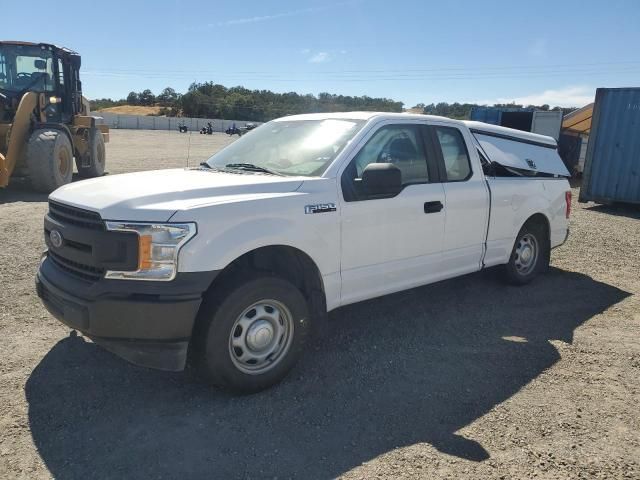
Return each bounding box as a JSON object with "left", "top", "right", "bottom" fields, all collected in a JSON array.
[{"left": 138, "top": 234, "right": 153, "bottom": 270}]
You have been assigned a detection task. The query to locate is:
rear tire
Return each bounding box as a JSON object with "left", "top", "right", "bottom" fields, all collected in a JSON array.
[
  {"left": 193, "top": 275, "right": 311, "bottom": 393},
  {"left": 503, "top": 222, "right": 549, "bottom": 285},
  {"left": 26, "top": 129, "right": 73, "bottom": 193},
  {"left": 77, "top": 129, "right": 106, "bottom": 178}
]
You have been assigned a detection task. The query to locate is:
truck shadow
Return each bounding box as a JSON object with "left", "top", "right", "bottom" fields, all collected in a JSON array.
[
  {"left": 585, "top": 203, "right": 640, "bottom": 219},
  {"left": 25, "top": 267, "right": 629, "bottom": 479}
]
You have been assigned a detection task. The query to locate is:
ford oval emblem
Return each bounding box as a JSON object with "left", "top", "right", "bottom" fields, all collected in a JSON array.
[{"left": 49, "top": 230, "right": 63, "bottom": 248}]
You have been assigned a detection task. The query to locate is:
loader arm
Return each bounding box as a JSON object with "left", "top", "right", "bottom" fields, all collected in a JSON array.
[{"left": 0, "top": 91, "right": 38, "bottom": 187}]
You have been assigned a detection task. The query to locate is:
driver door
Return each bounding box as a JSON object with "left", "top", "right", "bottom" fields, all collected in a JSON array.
[{"left": 339, "top": 122, "right": 446, "bottom": 306}]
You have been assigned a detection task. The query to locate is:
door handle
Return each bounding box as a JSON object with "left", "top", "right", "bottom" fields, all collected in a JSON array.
[{"left": 424, "top": 201, "right": 443, "bottom": 214}]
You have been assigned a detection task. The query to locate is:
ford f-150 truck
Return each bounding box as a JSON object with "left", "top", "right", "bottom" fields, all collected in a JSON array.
[{"left": 36, "top": 112, "right": 571, "bottom": 392}]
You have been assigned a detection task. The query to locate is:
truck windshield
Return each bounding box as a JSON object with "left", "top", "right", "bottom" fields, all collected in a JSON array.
[
  {"left": 0, "top": 45, "right": 55, "bottom": 94},
  {"left": 206, "top": 119, "right": 366, "bottom": 176}
]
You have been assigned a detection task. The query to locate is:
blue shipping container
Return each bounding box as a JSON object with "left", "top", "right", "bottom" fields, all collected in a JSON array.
[
  {"left": 470, "top": 107, "right": 503, "bottom": 125},
  {"left": 579, "top": 88, "right": 640, "bottom": 205}
]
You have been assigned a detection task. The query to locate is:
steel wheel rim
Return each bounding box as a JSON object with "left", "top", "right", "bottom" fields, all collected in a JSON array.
[
  {"left": 228, "top": 299, "right": 294, "bottom": 375},
  {"left": 57, "top": 148, "right": 70, "bottom": 177},
  {"left": 514, "top": 233, "right": 538, "bottom": 276}
]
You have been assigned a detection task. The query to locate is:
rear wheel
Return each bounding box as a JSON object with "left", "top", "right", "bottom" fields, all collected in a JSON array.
[
  {"left": 503, "top": 222, "right": 549, "bottom": 285},
  {"left": 77, "top": 129, "right": 105, "bottom": 178},
  {"left": 193, "top": 276, "right": 311, "bottom": 393},
  {"left": 26, "top": 129, "right": 73, "bottom": 193}
]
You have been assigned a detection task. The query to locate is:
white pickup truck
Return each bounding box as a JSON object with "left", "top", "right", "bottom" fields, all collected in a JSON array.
[{"left": 36, "top": 112, "right": 571, "bottom": 392}]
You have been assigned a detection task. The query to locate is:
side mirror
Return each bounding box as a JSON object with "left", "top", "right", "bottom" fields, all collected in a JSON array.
[{"left": 360, "top": 163, "right": 402, "bottom": 197}]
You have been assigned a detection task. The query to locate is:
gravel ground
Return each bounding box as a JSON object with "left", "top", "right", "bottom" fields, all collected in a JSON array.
[{"left": 0, "top": 130, "right": 639, "bottom": 479}]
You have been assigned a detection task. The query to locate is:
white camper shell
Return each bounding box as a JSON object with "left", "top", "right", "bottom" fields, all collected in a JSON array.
[{"left": 464, "top": 121, "right": 570, "bottom": 178}]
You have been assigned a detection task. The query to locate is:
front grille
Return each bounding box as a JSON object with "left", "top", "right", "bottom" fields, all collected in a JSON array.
[
  {"left": 48, "top": 200, "right": 104, "bottom": 230},
  {"left": 46, "top": 201, "right": 137, "bottom": 281},
  {"left": 49, "top": 251, "right": 105, "bottom": 282},
  {"left": 45, "top": 228, "right": 92, "bottom": 254}
]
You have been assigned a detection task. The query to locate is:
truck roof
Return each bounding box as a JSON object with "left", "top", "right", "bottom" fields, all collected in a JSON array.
[
  {"left": 275, "top": 111, "right": 454, "bottom": 123},
  {"left": 274, "top": 112, "right": 558, "bottom": 146}
]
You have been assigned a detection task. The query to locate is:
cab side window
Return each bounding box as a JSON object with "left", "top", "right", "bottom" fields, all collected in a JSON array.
[
  {"left": 434, "top": 127, "right": 471, "bottom": 181},
  {"left": 58, "top": 59, "right": 65, "bottom": 87},
  {"left": 342, "top": 125, "right": 429, "bottom": 201}
]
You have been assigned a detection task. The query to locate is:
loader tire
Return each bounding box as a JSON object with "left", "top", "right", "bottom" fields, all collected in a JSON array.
[
  {"left": 26, "top": 129, "right": 73, "bottom": 193},
  {"left": 77, "top": 128, "right": 106, "bottom": 178}
]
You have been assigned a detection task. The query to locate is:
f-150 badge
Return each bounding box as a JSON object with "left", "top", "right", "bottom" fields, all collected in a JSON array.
[{"left": 305, "top": 203, "right": 337, "bottom": 214}]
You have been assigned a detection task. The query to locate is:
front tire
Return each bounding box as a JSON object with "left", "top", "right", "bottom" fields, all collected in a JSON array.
[
  {"left": 503, "top": 222, "right": 549, "bottom": 285},
  {"left": 193, "top": 276, "right": 311, "bottom": 393},
  {"left": 26, "top": 129, "right": 73, "bottom": 193}
]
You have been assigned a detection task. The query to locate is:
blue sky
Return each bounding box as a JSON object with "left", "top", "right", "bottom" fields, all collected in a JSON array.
[{"left": 3, "top": 0, "right": 639, "bottom": 107}]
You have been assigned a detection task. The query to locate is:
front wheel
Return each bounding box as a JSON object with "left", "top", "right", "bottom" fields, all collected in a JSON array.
[
  {"left": 502, "top": 222, "right": 549, "bottom": 285},
  {"left": 26, "top": 129, "right": 73, "bottom": 193},
  {"left": 193, "top": 276, "right": 311, "bottom": 393}
]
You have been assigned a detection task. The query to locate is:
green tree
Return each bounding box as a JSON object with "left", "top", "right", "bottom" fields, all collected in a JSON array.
[
  {"left": 138, "top": 89, "right": 156, "bottom": 106},
  {"left": 126, "top": 91, "right": 139, "bottom": 105},
  {"left": 157, "top": 87, "right": 179, "bottom": 106}
]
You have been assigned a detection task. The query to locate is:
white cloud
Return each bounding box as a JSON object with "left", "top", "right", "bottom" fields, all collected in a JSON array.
[
  {"left": 300, "top": 48, "right": 311, "bottom": 54},
  {"left": 309, "top": 52, "right": 331, "bottom": 63},
  {"left": 475, "top": 86, "right": 595, "bottom": 108},
  {"left": 528, "top": 38, "right": 548, "bottom": 58},
  {"left": 214, "top": 1, "right": 361, "bottom": 27},
  {"left": 216, "top": 8, "right": 317, "bottom": 26}
]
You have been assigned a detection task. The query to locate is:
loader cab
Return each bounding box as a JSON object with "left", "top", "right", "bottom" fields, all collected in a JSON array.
[{"left": 0, "top": 41, "right": 82, "bottom": 124}]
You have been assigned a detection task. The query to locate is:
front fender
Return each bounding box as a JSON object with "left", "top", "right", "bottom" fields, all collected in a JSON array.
[{"left": 174, "top": 195, "right": 340, "bottom": 279}]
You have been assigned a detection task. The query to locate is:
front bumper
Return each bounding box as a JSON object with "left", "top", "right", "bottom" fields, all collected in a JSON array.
[{"left": 36, "top": 253, "right": 217, "bottom": 371}]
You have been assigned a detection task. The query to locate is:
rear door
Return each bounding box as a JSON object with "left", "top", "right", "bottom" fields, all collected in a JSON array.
[{"left": 338, "top": 121, "right": 445, "bottom": 306}]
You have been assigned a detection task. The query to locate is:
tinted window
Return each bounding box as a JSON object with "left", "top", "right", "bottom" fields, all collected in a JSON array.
[
  {"left": 58, "top": 59, "right": 64, "bottom": 86},
  {"left": 15, "top": 55, "right": 54, "bottom": 92},
  {"left": 435, "top": 127, "right": 471, "bottom": 181}
]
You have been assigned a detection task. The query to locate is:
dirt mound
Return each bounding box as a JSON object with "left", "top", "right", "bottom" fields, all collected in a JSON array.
[{"left": 95, "top": 105, "right": 162, "bottom": 116}]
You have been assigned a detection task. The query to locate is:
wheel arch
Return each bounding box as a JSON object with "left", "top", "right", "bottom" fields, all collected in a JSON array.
[
  {"left": 519, "top": 212, "right": 551, "bottom": 267},
  {"left": 202, "top": 244, "right": 328, "bottom": 334},
  {"left": 520, "top": 212, "right": 551, "bottom": 240}
]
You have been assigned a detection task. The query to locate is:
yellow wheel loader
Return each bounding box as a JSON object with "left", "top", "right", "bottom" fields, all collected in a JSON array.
[{"left": 0, "top": 41, "right": 109, "bottom": 193}]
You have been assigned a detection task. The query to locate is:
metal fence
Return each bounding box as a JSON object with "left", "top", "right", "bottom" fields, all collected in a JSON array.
[{"left": 94, "top": 113, "right": 259, "bottom": 132}]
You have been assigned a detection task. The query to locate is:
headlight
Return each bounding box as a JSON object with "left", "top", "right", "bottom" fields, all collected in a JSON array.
[{"left": 104, "top": 222, "right": 196, "bottom": 281}]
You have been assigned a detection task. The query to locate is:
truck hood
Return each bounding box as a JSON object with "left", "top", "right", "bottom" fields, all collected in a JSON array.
[{"left": 49, "top": 168, "right": 305, "bottom": 221}]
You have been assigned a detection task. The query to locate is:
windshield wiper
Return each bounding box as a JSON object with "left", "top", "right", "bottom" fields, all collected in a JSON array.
[
  {"left": 199, "top": 162, "right": 212, "bottom": 168},
  {"left": 224, "top": 163, "right": 283, "bottom": 176}
]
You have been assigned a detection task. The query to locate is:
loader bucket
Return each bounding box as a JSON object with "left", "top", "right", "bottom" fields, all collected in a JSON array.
[{"left": 0, "top": 91, "right": 38, "bottom": 187}]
